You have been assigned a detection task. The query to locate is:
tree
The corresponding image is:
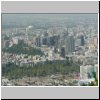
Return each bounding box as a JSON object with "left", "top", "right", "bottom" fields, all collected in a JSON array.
[{"left": 2, "top": 60, "right": 80, "bottom": 80}]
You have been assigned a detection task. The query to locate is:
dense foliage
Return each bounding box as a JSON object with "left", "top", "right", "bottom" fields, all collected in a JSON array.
[
  {"left": 2, "top": 41, "right": 44, "bottom": 56},
  {"left": 2, "top": 60, "right": 80, "bottom": 80}
]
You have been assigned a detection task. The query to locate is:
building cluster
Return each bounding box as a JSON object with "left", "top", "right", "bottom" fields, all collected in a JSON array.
[
  {"left": 79, "top": 64, "right": 98, "bottom": 85},
  {"left": 2, "top": 20, "right": 98, "bottom": 86},
  {"left": 2, "top": 24, "right": 98, "bottom": 65}
]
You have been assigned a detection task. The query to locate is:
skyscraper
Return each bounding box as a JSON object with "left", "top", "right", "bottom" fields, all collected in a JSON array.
[
  {"left": 60, "top": 46, "right": 65, "bottom": 58},
  {"left": 80, "top": 65, "right": 95, "bottom": 80},
  {"left": 80, "top": 35, "right": 85, "bottom": 46},
  {"left": 35, "top": 37, "right": 41, "bottom": 47},
  {"left": 65, "top": 35, "right": 75, "bottom": 55}
]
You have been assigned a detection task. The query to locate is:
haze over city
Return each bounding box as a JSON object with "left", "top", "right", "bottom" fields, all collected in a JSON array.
[{"left": 1, "top": 14, "right": 98, "bottom": 86}]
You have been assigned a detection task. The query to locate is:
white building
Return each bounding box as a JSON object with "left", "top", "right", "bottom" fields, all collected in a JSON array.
[
  {"left": 94, "top": 64, "right": 98, "bottom": 79},
  {"left": 12, "top": 37, "right": 18, "bottom": 44},
  {"left": 80, "top": 65, "right": 94, "bottom": 80},
  {"left": 48, "top": 50, "right": 54, "bottom": 59}
]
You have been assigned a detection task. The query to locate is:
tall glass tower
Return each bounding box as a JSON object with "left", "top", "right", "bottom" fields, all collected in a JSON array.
[{"left": 65, "top": 35, "right": 75, "bottom": 55}]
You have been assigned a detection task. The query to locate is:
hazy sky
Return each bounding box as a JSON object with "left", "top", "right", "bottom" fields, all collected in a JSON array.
[
  {"left": 2, "top": 14, "right": 98, "bottom": 27},
  {"left": 2, "top": 14, "right": 97, "bottom": 21}
]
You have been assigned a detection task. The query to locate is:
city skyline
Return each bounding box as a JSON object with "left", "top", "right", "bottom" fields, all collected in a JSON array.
[{"left": 1, "top": 14, "right": 98, "bottom": 86}]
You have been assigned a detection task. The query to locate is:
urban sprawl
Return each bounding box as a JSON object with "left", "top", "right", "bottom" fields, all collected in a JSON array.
[{"left": 2, "top": 14, "right": 98, "bottom": 86}]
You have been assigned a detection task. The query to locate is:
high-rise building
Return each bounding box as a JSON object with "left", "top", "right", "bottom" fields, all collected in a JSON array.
[
  {"left": 94, "top": 64, "right": 98, "bottom": 79},
  {"left": 49, "top": 35, "right": 59, "bottom": 47},
  {"left": 42, "top": 37, "right": 48, "bottom": 45},
  {"left": 65, "top": 35, "right": 75, "bottom": 55},
  {"left": 80, "top": 35, "right": 85, "bottom": 46},
  {"left": 80, "top": 65, "right": 95, "bottom": 80},
  {"left": 60, "top": 46, "right": 65, "bottom": 58},
  {"left": 75, "top": 38, "right": 81, "bottom": 47},
  {"left": 75, "top": 35, "right": 85, "bottom": 47},
  {"left": 35, "top": 37, "right": 41, "bottom": 47}
]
